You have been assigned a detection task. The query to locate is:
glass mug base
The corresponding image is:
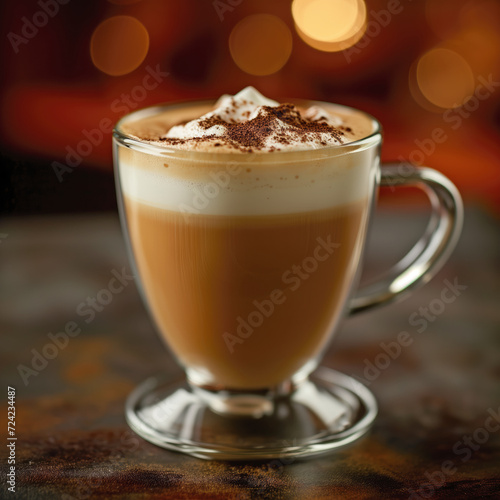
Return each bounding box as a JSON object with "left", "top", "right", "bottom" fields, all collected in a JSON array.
[{"left": 125, "top": 367, "right": 377, "bottom": 460}]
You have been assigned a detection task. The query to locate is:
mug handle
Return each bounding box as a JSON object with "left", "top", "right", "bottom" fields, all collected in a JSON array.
[{"left": 348, "top": 163, "right": 464, "bottom": 315}]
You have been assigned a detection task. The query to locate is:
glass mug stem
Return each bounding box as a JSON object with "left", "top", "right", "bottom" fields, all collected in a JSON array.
[{"left": 350, "top": 164, "right": 464, "bottom": 314}]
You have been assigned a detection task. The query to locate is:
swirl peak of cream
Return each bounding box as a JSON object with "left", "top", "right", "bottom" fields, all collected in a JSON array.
[
  {"left": 121, "top": 87, "right": 373, "bottom": 152},
  {"left": 168, "top": 87, "right": 280, "bottom": 134}
]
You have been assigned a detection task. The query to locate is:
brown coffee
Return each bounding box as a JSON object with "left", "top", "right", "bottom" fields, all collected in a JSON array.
[{"left": 123, "top": 197, "right": 368, "bottom": 389}]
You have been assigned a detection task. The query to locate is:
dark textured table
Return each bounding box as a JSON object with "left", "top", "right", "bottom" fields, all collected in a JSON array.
[{"left": 1, "top": 206, "right": 499, "bottom": 499}]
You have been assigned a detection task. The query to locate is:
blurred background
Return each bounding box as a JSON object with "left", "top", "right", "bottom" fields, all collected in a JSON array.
[
  {"left": 1, "top": 0, "right": 500, "bottom": 214},
  {"left": 1, "top": 5, "right": 499, "bottom": 491}
]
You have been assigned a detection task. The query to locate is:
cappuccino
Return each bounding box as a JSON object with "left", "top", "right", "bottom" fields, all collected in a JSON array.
[{"left": 116, "top": 88, "right": 378, "bottom": 389}]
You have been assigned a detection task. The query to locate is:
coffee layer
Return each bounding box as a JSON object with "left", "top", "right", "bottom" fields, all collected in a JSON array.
[{"left": 124, "top": 197, "right": 369, "bottom": 389}]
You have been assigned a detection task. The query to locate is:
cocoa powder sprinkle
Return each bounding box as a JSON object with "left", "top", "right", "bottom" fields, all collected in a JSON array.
[{"left": 158, "top": 103, "right": 346, "bottom": 152}]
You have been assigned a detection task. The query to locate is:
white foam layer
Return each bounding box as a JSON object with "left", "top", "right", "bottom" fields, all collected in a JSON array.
[{"left": 119, "top": 148, "right": 378, "bottom": 216}]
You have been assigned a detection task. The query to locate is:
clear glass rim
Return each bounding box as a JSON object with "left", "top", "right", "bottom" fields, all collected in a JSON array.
[{"left": 113, "top": 98, "right": 382, "bottom": 163}]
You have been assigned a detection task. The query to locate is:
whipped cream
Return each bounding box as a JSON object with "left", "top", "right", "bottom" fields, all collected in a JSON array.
[
  {"left": 167, "top": 87, "right": 279, "bottom": 139},
  {"left": 162, "top": 87, "right": 354, "bottom": 152}
]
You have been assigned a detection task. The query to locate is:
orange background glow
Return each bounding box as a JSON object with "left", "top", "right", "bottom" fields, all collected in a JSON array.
[{"left": 1, "top": 0, "right": 499, "bottom": 213}]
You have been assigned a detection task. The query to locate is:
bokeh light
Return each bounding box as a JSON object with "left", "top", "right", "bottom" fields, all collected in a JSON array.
[
  {"left": 229, "top": 14, "right": 292, "bottom": 76},
  {"left": 412, "top": 48, "right": 475, "bottom": 110},
  {"left": 90, "top": 16, "right": 149, "bottom": 76},
  {"left": 292, "top": 0, "right": 366, "bottom": 52}
]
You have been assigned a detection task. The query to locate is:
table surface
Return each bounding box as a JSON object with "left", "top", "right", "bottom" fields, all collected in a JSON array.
[{"left": 1, "top": 206, "right": 499, "bottom": 499}]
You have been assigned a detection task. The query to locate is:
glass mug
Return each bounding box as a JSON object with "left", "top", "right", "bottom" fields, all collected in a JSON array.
[{"left": 113, "top": 99, "right": 463, "bottom": 460}]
